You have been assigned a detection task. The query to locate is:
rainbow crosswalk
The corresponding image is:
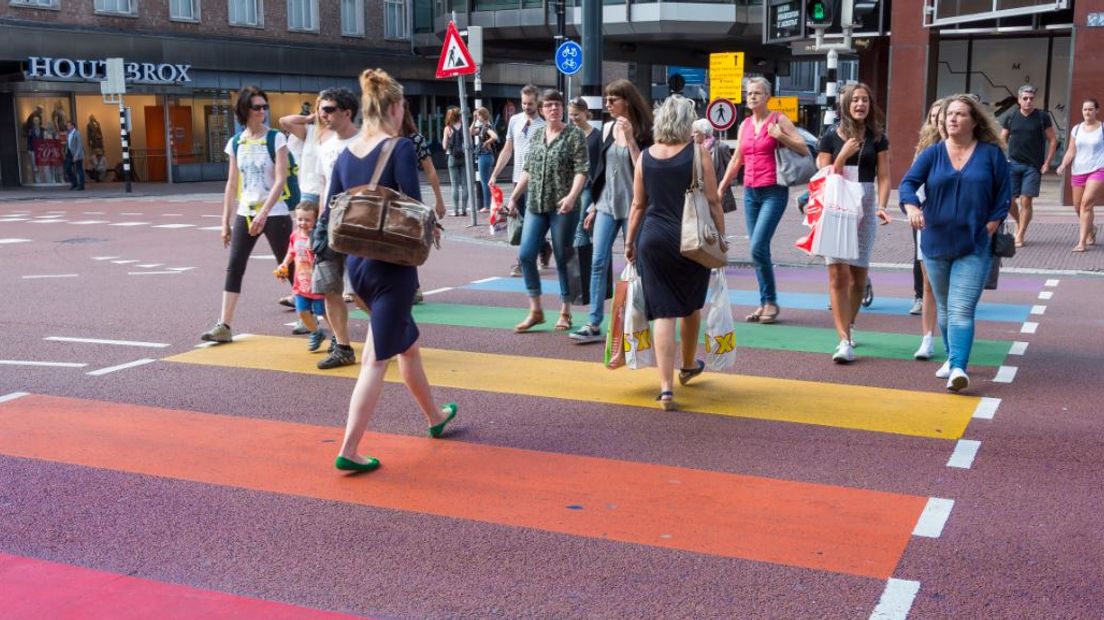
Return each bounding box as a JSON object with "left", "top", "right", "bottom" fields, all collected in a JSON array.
[{"left": 1, "top": 267, "right": 1044, "bottom": 618}]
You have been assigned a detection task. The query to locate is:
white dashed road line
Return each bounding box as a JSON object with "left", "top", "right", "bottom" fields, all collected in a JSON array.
[
  {"left": 45, "top": 336, "right": 170, "bottom": 348},
  {"left": 470, "top": 277, "right": 501, "bottom": 284},
  {"left": 1020, "top": 322, "right": 1038, "bottom": 334},
  {"left": 422, "top": 287, "right": 454, "bottom": 296},
  {"left": 22, "top": 274, "right": 79, "bottom": 279},
  {"left": 1029, "top": 305, "right": 1046, "bottom": 315},
  {"left": 0, "top": 360, "right": 88, "bottom": 368},
  {"left": 992, "top": 366, "right": 1018, "bottom": 383},
  {"left": 870, "top": 579, "right": 921, "bottom": 620},
  {"left": 912, "top": 498, "right": 954, "bottom": 538},
  {"left": 68, "top": 220, "right": 110, "bottom": 225},
  {"left": 128, "top": 271, "right": 184, "bottom": 276},
  {"left": 1038, "top": 291, "right": 1053, "bottom": 300},
  {"left": 86, "top": 358, "right": 157, "bottom": 376},
  {"left": 92, "top": 256, "right": 120, "bottom": 260},
  {"left": 0, "top": 238, "right": 31, "bottom": 244},
  {"left": 153, "top": 224, "right": 196, "bottom": 229},
  {"left": 1008, "top": 341, "right": 1028, "bottom": 356},
  {"left": 1045, "top": 279, "right": 1060, "bottom": 287},
  {"left": 946, "top": 440, "right": 982, "bottom": 469},
  {"left": 972, "top": 397, "right": 1001, "bottom": 420},
  {"left": 0, "top": 392, "right": 30, "bottom": 404},
  {"left": 110, "top": 222, "right": 151, "bottom": 227},
  {"left": 111, "top": 259, "right": 140, "bottom": 264}
]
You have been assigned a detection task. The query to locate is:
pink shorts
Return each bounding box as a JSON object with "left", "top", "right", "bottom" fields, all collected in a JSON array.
[{"left": 1072, "top": 168, "right": 1104, "bottom": 187}]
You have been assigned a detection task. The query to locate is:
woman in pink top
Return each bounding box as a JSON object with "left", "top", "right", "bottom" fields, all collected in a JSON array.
[{"left": 718, "top": 77, "right": 809, "bottom": 323}]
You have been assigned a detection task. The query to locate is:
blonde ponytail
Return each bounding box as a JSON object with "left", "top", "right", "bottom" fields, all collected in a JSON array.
[{"left": 359, "top": 68, "right": 404, "bottom": 136}]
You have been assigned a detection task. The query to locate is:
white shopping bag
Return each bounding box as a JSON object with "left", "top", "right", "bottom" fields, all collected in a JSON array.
[
  {"left": 703, "top": 268, "right": 736, "bottom": 370},
  {"left": 811, "top": 173, "right": 864, "bottom": 261},
  {"left": 622, "top": 264, "right": 654, "bottom": 370}
]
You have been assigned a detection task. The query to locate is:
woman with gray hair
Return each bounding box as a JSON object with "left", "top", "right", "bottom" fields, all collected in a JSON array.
[
  {"left": 718, "top": 76, "right": 809, "bottom": 324},
  {"left": 692, "top": 119, "right": 737, "bottom": 213},
  {"left": 625, "top": 95, "right": 725, "bottom": 411}
]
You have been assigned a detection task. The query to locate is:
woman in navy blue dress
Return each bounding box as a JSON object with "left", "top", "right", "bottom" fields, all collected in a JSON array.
[{"left": 327, "top": 69, "right": 457, "bottom": 472}]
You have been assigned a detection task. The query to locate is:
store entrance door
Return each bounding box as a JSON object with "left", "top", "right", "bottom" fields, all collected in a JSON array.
[{"left": 145, "top": 105, "right": 193, "bottom": 182}]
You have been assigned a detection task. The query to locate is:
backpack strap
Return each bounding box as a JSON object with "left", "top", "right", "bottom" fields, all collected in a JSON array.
[{"left": 266, "top": 129, "right": 278, "bottom": 164}]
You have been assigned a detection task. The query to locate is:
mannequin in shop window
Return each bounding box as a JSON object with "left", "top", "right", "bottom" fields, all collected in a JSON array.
[
  {"left": 24, "top": 107, "right": 45, "bottom": 177},
  {"left": 51, "top": 102, "right": 67, "bottom": 135},
  {"left": 87, "top": 115, "right": 104, "bottom": 152}
]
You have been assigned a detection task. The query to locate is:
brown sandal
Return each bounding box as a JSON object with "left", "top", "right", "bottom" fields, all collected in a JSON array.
[
  {"left": 554, "top": 312, "right": 573, "bottom": 331},
  {"left": 758, "top": 304, "right": 780, "bottom": 324},
  {"left": 514, "top": 310, "right": 546, "bottom": 333},
  {"left": 745, "top": 306, "right": 763, "bottom": 323}
]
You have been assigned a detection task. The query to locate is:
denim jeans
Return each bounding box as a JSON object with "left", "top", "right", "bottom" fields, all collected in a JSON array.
[
  {"left": 587, "top": 210, "right": 627, "bottom": 327},
  {"left": 744, "top": 185, "right": 789, "bottom": 304},
  {"left": 477, "top": 152, "right": 494, "bottom": 209},
  {"left": 519, "top": 209, "right": 580, "bottom": 300},
  {"left": 446, "top": 155, "right": 468, "bottom": 213},
  {"left": 923, "top": 240, "right": 992, "bottom": 371}
]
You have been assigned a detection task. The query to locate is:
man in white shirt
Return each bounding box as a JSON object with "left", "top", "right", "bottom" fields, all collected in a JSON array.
[
  {"left": 281, "top": 87, "right": 361, "bottom": 370},
  {"left": 491, "top": 85, "right": 551, "bottom": 275}
]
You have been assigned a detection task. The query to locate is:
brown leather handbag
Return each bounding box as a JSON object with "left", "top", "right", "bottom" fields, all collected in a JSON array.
[{"left": 328, "top": 137, "right": 439, "bottom": 267}]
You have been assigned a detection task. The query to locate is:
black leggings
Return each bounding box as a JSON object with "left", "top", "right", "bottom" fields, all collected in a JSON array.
[{"left": 224, "top": 214, "right": 292, "bottom": 294}]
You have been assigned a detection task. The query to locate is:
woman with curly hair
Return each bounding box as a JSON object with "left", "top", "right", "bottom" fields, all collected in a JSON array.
[{"left": 900, "top": 94, "right": 1011, "bottom": 392}]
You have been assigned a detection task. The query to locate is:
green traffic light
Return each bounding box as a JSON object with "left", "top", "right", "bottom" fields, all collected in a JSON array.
[{"left": 813, "top": 5, "right": 824, "bottom": 20}]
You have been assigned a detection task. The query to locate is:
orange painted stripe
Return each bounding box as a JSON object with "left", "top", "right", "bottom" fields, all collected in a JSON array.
[
  {"left": 0, "top": 395, "right": 928, "bottom": 579},
  {"left": 0, "top": 552, "right": 364, "bottom": 619}
]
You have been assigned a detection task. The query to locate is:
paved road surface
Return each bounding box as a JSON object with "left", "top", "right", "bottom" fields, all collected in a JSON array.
[{"left": 1, "top": 195, "right": 1102, "bottom": 618}]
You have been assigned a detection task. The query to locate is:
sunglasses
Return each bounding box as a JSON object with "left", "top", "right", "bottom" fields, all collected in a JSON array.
[
  {"left": 604, "top": 96, "right": 622, "bottom": 103},
  {"left": 250, "top": 104, "right": 269, "bottom": 111},
  {"left": 320, "top": 105, "right": 339, "bottom": 114}
]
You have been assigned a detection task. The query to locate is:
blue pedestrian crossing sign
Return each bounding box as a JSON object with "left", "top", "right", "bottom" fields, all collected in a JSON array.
[{"left": 555, "top": 40, "right": 583, "bottom": 76}]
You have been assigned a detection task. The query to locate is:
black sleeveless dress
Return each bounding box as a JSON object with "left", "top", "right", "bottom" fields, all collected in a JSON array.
[{"left": 635, "top": 143, "right": 711, "bottom": 320}]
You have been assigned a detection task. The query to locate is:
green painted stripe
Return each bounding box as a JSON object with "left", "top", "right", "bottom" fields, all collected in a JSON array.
[{"left": 353, "top": 303, "right": 1010, "bottom": 367}]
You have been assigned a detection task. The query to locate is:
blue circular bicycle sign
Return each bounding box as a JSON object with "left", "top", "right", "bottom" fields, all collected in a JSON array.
[{"left": 555, "top": 40, "right": 583, "bottom": 76}]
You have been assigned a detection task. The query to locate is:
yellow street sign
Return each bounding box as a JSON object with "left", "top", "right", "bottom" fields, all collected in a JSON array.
[
  {"left": 768, "top": 96, "right": 799, "bottom": 122},
  {"left": 709, "top": 52, "right": 745, "bottom": 104}
]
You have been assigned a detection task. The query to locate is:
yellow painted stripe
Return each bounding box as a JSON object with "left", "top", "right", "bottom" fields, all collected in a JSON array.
[{"left": 165, "top": 335, "right": 978, "bottom": 440}]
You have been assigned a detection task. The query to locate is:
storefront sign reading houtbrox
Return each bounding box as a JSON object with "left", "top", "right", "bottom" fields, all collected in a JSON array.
[{"left": 25, "top": 57, "right": 192, "bottom": 84}]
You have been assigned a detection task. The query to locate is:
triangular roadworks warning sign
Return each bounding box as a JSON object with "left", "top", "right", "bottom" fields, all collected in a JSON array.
[{"left": 436, "top": 21, "right": 477, "bottom": 79}]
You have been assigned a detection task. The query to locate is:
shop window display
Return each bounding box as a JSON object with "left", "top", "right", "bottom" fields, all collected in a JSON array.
[{"left": 18, "top": 96, "right": 71, "bottom": 185}]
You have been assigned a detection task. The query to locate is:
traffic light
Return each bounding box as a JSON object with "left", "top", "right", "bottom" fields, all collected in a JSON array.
[{"left": 807, "top": 0, "right": 835, "bottom": 26}]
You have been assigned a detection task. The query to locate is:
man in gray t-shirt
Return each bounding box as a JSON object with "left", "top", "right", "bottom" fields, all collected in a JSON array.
[
  {"left": 490, "top": 85, "right": 551, "bottom": 275},
  {"left": 1000, "top": 84, "right": 1057, "bottom": 247}
]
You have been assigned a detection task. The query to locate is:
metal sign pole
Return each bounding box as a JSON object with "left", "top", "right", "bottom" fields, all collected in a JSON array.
[
  {"left": 119, "top": 98, "right": 132, "bottom": 194},
  {"left": 457, "top": 74, "right": 477, "bottom": 227}
]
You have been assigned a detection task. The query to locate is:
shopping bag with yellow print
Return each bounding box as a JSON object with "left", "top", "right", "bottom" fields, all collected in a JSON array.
[
  {"left": 704, "top": 268, "right": 736, "bottom": 370},
  {"left": 622, "top": 263, "right": 654, "bottom": 370}
]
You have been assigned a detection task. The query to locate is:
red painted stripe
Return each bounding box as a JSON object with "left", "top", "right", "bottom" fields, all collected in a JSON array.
[
  {"left": 0, "top": 552, "right": 365, "bottom": 619},
  {"left": 0, "top": 395, "right": 927, "bottom": 579}
]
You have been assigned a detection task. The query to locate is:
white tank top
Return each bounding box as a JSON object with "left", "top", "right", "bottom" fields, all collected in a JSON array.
[{"left": 1072, "top": 122, "right": 1104, "bottom": 175}]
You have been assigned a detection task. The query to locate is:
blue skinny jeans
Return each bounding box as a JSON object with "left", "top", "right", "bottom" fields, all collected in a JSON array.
[
  {"left": 587, "top": 210, "right": 627, "bottom": 327},
  {"left": 743, "top": 184, "right": 789, "bottom": 305},
  {"left": 519, "top": 208, "right": 580, "bottom": 301},
  {"left": 923, "top": 240, "right": 992, "bottom": 372}
]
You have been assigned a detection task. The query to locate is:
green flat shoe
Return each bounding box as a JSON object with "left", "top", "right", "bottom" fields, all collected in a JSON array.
[
  {"left": 428, "top": 402, "right": 458, "bottom": 438},
  {"left": 335, "top": 455, "right": 380, "bottom": 472}
]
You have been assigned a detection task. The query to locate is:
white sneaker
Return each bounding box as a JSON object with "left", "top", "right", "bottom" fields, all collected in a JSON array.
[
  {"left": 914, "top": 335, "right": 934, "bottom": 360},
  {"left": 832, "top": 339, "right": 854, "bottom": 363},
  {"left": 947, "top": 368, "right": 969, "bottom": 392},
  {"left": 935, "top": 361, "right": 951, "bottom": 379}
]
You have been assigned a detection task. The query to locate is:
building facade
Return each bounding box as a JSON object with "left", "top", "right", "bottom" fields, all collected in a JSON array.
[{"left": 0, "top": 0, "right": 561, "bottom": 187}]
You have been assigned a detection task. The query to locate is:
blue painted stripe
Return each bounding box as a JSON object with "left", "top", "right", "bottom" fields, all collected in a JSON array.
[{"left": 463, "top": 278, "right": 1032, "bottom": 323}]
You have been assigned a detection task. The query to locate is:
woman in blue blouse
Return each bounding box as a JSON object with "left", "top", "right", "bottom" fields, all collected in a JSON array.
[
  {"left": 900, "top": 94, "right": 1011, "bottom": 392},
  {"left": 327, "top": 69, "right": 457, "bottom": 472}
]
